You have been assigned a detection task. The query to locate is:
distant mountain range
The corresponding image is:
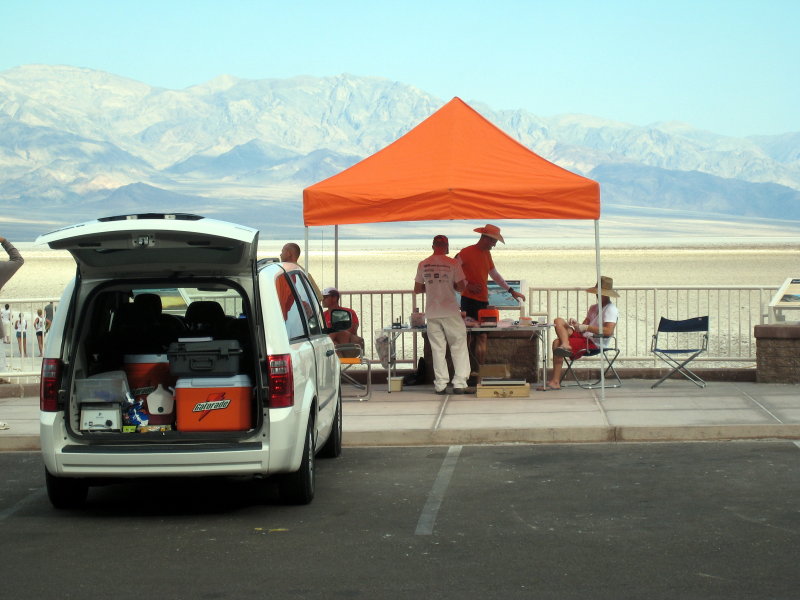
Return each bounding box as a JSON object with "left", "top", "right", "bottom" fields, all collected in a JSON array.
[{"left": 1, "top": 64, "right": 799, "bottom": 240}]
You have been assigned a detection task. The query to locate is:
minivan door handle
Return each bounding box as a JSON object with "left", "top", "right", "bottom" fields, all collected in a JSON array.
[{"left": 326, "top": 349, "right": 335, "bottom": 357}]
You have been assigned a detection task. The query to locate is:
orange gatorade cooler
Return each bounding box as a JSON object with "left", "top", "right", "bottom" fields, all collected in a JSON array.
[
  {"left": 123, "top": 354, "right": 174, "bottom": 405},
  {"left": 175, "top": 375, "right": 253, "bottom": 432}
]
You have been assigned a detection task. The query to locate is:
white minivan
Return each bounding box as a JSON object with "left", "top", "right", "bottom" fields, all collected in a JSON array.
[{"left": 37, "top": 213, "right": 347, "bottom": 508}]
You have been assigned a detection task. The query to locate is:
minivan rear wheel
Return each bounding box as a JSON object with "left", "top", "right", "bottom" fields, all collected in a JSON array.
[
  {"left": 278, "top": 419, "right": 315, "bottom": 505},
  {"left": 45, "top": 469, "right": 88, "bottom": 509}
]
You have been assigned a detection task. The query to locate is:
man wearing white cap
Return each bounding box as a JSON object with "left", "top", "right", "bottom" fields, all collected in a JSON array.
[
  {"left": 456, "top": 224, "right": 525, "bottom": 366},
  {"left": 322, "top": 287, "right": 363, "bottom": 347},
  {"left": 414, "top": 235, "right": 473, "bottom": 394}
]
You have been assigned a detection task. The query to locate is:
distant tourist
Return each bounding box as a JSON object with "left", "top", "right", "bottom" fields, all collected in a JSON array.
[
  {"left": 1, "top": 303, "right": 10, "bottom": 344},
  {"left": 14, "top": 312, "right": 28, "bottom": 358},
  {"left": 34, "top": 309, "right": 46, "bottom": 356}
]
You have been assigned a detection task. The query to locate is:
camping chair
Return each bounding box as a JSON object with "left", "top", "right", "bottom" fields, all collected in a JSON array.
[
  {"left": 560, "top": 336, "right": 621, "bottom": 389},
  {"left": 336, "top": 343, "right": 372, "bottom": 402},
  {"left": 650, "top": 316, "right": 709, "bottom": 388}
]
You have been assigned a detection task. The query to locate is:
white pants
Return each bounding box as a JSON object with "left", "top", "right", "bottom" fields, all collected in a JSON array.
[{"left": 427, "top": 315, "right": 471, "bottom": 390}]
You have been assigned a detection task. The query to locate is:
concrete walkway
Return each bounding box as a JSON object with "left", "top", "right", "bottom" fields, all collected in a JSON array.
[{"left": 2, "top": 380, "right": 799, "bottom": 451}]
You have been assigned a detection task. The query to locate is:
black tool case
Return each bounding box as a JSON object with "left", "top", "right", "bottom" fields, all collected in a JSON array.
[{"left": 167, "top": 339, "right": 243, "bottom": 377}]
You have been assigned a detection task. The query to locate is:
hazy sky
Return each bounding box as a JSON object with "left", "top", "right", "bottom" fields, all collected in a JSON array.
[{"left": 1, "top": 0, "right": 798, "bottom": 137}]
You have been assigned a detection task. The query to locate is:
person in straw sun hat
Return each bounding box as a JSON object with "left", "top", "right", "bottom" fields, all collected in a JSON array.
[
  {"left": 455, "top": 224, "right": 526, "bottom": 368},
  {"left": 541, "top": 276, "right": 620, "bottom": 391}
]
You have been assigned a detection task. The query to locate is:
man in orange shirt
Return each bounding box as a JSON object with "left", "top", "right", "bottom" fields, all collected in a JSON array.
[{"left": 456, "top": 224, "right": 525, "bottom": 366}]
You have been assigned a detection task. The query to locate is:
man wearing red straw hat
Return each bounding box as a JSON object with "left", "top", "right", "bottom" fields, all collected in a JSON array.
[{"left": 456, "top": 224, "right": 525, "bottom": 367}]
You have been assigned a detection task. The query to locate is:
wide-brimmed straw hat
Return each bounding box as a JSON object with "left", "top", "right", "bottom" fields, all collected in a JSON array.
[
  {"left": 586, "top": 276, "right": 619, "bottom": 298},
  {"left": 473, "top": 224, "right": 505, "bottom": 243}
]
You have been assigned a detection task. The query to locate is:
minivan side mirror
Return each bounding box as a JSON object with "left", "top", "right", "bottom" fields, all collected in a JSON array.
[{"left": 327, "top": 308, "right": 352, "bottom": 332}]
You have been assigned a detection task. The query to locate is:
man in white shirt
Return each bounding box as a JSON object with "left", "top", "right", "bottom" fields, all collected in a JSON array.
[{"left": 414, "top": 235, "right": 474, "bottom": 394}]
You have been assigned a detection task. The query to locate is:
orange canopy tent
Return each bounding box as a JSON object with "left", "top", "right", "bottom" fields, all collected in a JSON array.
[
  {"left": 302, "top": 97, "right": 611, "bottom": 393},
  {"left": 303, "top": 97, "right": 600, "bottom": 225}
]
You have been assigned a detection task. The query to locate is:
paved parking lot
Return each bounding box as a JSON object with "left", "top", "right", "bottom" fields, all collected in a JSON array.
[{"left": 2, "top": 442, "right": 799, "bottom": 599}]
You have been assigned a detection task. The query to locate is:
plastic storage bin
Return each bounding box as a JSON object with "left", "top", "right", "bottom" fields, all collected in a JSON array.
[{"left": 75, "top": 372, "right": 129, "bottom": 404}]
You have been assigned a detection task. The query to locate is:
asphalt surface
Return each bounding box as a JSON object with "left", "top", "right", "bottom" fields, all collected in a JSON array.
[{"left": 2, "top": 442, "right": 800, "bottom": 599}]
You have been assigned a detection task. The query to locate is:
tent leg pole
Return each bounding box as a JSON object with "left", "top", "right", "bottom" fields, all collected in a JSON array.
[
  {"left": 335, "top": 225, "right": 339, "bottom": 289},
  {"left": 304, "top": 227, "right": 309, "bottom": 272},
  {"left": 594, "top": 220, "right": 605, "bottom": 402}
]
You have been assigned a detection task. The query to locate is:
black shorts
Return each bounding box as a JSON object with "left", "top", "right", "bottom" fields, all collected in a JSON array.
[{"left": 460, "top": 296, "right": 488, "bottom": 319}]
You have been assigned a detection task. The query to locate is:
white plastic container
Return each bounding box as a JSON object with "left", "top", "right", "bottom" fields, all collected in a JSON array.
[
  {"left": 389, "top": 376, "right": 404, "bottom": 392},
  {"left": 146, "top": 384, "right": 175, "bottom": 425}
]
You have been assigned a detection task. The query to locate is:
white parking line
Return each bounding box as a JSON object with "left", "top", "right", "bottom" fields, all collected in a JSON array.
[
  {"left": 794, "top": 441, "right": 800, "bottom": 450},
  {"left": 415, "top": 445, "right": 462, "bottom": 535},
  {"left": 0, "top": 487, "right": 45, "bottom": 521}
]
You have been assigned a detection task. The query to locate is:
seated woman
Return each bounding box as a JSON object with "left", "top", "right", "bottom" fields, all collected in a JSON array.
[{"left": 543, "top": 276, "right": 619, "bottom": 390}]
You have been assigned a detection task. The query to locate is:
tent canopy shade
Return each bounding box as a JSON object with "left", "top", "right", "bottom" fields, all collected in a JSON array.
[
  {"left": 301, "top": 96, "right": 608, "bottom": 395},
  {"left": 303, "top": 97, "right": 600, "bottom": 226}
]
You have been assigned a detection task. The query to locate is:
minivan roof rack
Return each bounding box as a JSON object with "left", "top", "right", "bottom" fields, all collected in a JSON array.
[
  {"left": 257, "top": 257, "right": 281, "bottom": 269},
  {"left": 98, "top": 213, "right": 203, "bottom": 222}
]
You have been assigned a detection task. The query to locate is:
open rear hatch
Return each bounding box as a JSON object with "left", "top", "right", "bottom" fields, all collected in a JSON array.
[
  {"left": 37, "top": 214, "right": 262, "bottom": 443},
  {"left": 36, "top": 213, "right": 258, "bottom": 281}
]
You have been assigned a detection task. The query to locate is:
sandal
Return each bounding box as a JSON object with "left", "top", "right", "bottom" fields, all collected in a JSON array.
[
  {"left": 554, "top": 346, "right": 572, "bottom": 358},
  {"left": 536, "top": 384, "right": 561, "bottom": 391}
]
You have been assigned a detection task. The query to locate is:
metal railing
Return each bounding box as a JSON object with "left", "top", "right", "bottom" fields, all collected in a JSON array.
[
  {"left": 0, "top": 297, "right": 59, "bottom": 383},
  {"left": 336, "top": 285, "right": 777, "bottom": 372},
  {"left": 527, "top": 286, "right": 776, "bottom": 369},
  {"left": 1, "top": 285, "right": 777, "bottom": 382}
]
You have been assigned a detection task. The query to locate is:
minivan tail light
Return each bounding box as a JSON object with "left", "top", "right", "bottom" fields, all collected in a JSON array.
[
  {"left": 267, "top": 354, "right": 294, "bottom": 408},
  {"left": 40, "top": 358, "right": 63, "bottom": 412}
]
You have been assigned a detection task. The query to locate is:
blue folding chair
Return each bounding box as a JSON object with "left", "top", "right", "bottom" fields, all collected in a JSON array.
[{"left": 650, "top": 316, "right": 709, "bottom": 388}]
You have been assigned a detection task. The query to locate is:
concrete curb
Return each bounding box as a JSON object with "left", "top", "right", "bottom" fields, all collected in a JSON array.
[
  {"left": 615, "top": 424, "right": 800, "bottom": 442},
  {"left": 4, "top": 424, "right": 800, "bottom": 453},
  {"left": 342, "top": 424, "right": 800, "bottom": 447},
  {"left": 0, "top": 435, "right": 40, "bottom": 451},
  {"left": 0, "top": 383, "right": 38, "bottom": 398}
]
